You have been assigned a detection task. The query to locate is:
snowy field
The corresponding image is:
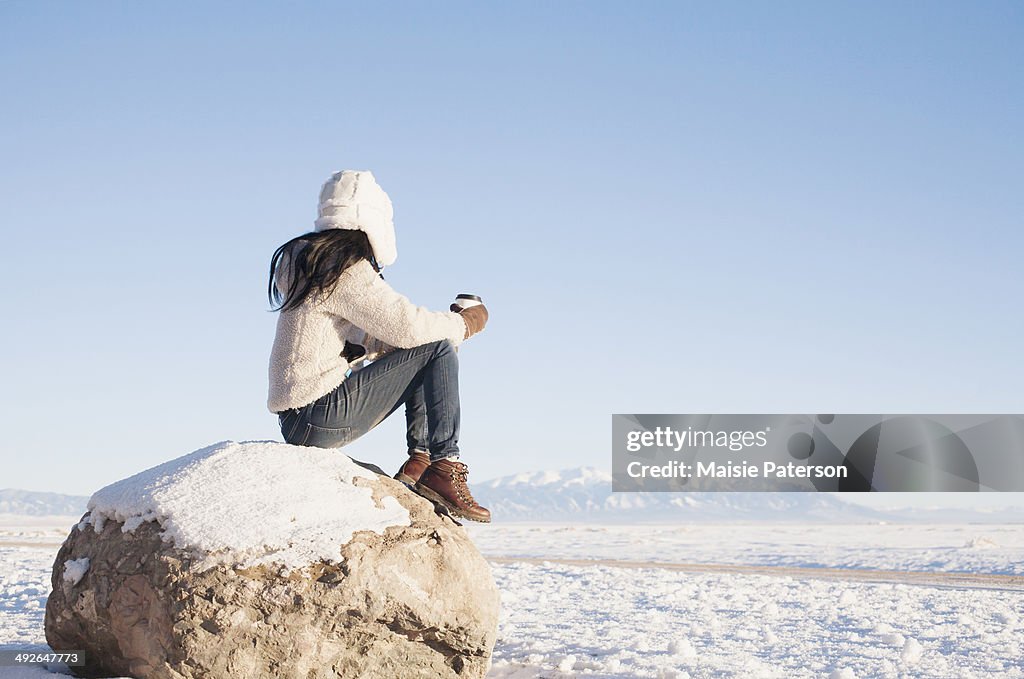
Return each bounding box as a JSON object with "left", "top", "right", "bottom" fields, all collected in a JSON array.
[
  {"left": 2, "top": 518, "right": 1023, "bottom": 678},
  {"left": 486, "top": 560, "right": 1023, "bottom": 679},
  {"left": 465, "top": 522, "right": 1024, "bottom": 576}
]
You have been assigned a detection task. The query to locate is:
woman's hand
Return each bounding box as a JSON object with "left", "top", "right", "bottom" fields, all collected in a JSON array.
[{"left": 452, "top": 303, "right": 488, "bottom": 339}]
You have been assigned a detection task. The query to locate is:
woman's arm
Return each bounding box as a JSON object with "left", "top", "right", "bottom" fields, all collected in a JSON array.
[
  {"left": 351, "top": 331, "right": 396, "bottom": 362},
  {"left": 324, "top": 259, "right": 468, "bottom": 349}
]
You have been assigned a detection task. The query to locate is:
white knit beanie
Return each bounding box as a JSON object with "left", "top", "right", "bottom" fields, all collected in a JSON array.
[{"left": 313, "top": 170, "right": 397, "bottom": 267}]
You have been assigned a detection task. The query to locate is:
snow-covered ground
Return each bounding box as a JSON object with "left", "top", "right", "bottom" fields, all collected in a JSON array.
[
  {"left": 487, "top": 560, "right": 1023, "bottom": 679},
  {"left": 3, "top": 517, "right": 1023, "bottom": 678},
  {"left": 465, "top": 522, "right": 1024, "bottom": 575}
]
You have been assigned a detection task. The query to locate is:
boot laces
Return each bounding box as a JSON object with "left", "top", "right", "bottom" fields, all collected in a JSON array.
[{"left": 447, "top": 462, "right": 479, "bottom": 507}]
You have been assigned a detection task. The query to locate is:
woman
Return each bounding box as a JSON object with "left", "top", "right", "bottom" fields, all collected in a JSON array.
[{"left": 267, "top": 170, "right": 491, "bottom": 523}]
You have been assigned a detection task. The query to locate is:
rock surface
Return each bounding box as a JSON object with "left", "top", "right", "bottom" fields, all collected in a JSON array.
[{"left": 44, "top": 441, "right": 499, "bottom": 678}]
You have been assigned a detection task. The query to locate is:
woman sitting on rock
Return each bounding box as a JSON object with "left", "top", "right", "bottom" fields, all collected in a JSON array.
[{"left": 267, "top": 170, "right": 491, "bottom": 523}]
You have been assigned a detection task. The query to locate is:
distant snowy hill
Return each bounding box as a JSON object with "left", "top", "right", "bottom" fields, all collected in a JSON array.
[
  {"left": 0, "top": 489, "right": 88, "bottom": 516},
  {"left": 472, "top": 467, "right": 1024, "bottom": 523},
  {"left": 471, "top": 467, "right": 894, "bottom": 522},
  {"left": 884, "top": 506, "right": 1024, "bottom": 523}
]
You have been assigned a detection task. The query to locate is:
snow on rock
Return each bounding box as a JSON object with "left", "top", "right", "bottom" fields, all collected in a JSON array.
[
  {"left": 44, "top": 440, "right": 500, "bottom": 679},
  {"left": 61, "top": 557, "right": 89, "bottom": 585},
  {"left": 828, "top": 669, "right": 856, "bottom": 679},
  {"left": 78, "top": 440, "right": 410, "bottom": 571}
]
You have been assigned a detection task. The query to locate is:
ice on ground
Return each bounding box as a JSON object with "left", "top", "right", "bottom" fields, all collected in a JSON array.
[
  {"left": 60, "top": 558, "right": 88, "bottom": 585},
  {"left": 78, "top": 440, "right": 410, "bottom": 572}
]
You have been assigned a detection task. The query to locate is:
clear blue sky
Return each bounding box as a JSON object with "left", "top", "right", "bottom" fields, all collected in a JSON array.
[{"left": 2, "top": 2, "right": 1022, "bottom": 510}]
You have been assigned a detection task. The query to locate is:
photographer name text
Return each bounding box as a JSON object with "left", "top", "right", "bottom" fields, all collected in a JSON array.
[{"left": 625, "top": 460, "right": 848, "bottom": 480}]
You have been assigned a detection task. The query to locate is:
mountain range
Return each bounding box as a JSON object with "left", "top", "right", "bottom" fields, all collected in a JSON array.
[
  {"left": 0, "top": 488, "right": 92, "bottom": 517},
  {"left": 472, "top": 467, "right": 892, "bottom": 523},
  {"left": 4, "top": 466, "right": 1024, "bottom": 523},
  {"left": 471, "top": 467, "right": 1024, "bottom": 523}
]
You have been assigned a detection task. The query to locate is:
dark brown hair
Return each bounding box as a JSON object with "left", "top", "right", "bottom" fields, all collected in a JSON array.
[{"left": 268, "top": 229, "right": 379, "bottom": 312}]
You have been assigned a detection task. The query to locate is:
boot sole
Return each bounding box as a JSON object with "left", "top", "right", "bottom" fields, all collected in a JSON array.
[
  {"left": 413, "top": 484, "right": 491, "bottom": 524},
  {"left": 394, "top": 472, "right": 418, "bottom": 485}
]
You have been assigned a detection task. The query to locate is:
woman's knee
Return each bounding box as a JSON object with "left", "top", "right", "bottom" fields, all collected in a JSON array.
[
  {"left": 279, "top": 410, "right": 303, "bottom": 444},
  {"left": 432, "top": 338, "right": 457, "bottom": 359}
]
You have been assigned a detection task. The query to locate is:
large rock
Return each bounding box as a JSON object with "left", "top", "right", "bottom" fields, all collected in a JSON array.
[{"left": 44, "top": 441, "right": 499, "bottom": 678}]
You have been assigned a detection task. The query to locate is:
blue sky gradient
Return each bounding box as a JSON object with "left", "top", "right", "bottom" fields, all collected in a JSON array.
[{"left": 1, "top": 1, "right": 1022, "bottom": 509}]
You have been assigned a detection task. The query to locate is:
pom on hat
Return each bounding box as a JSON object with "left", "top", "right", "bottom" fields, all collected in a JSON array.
[{"left": 313, "top": 170, "right": 397, "bottom": 266}]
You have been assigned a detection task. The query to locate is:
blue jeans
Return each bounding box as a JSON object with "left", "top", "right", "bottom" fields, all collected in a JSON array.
[{"left": 278, "top": 339, "right": 460, "bottom": 462}]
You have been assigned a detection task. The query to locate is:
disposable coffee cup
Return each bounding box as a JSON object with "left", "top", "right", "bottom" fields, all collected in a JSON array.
[{"left": 454, "top": 294, "right": 483, "bottom": 309}]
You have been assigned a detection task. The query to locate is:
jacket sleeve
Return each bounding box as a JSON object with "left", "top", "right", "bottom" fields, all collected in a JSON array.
[
  {"left": 323, "top": 260, "right": 468, "bottom": 349},
  {"left": 350, "top": 329, "right": 396, "bottom": 362}
]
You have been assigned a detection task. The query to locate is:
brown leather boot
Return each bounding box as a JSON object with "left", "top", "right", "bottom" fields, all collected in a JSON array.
[
  {"left": 394, "top": 450, "right": 431, "bottom": 485},
  {"left": 415, "top": 459, "right": 491, "bottom": 523}
]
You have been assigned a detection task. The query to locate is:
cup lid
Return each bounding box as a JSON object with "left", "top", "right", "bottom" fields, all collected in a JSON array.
[{"left": 455, "top": 294, "right": 482, "bottom": 301}]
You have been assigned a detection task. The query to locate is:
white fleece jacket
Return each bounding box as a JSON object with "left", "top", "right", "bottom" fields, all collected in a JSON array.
[{"left": 267, "top": 258, "right": 468, "bottom": 413}]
